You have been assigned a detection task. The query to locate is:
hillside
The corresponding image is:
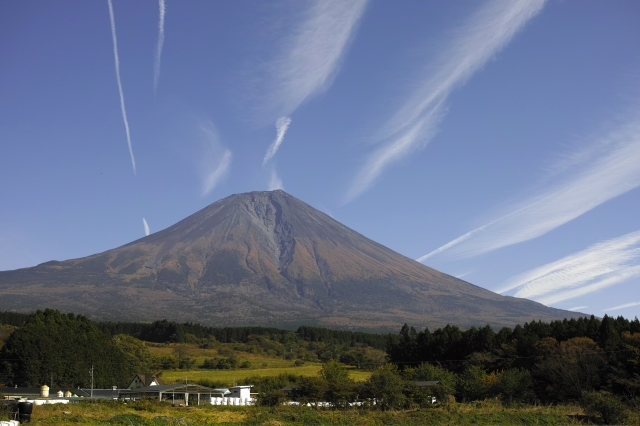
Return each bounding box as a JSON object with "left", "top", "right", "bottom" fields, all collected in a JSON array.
[{"left": 0, "top": 190, "right": 583, "bottom": 330}]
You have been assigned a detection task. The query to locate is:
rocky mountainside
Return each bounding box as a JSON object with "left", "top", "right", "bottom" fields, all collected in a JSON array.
[{"left": 0, "top": 190, "right": 584, "bottom": 331}]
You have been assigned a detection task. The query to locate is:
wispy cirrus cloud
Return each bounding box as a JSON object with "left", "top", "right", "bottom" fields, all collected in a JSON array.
[
  {"left": 107, "top": 0, "right": 136, "bottom": 174},
  {"left": 604, "top": 301, "right": 640, "bottom": 312},
  {"left": 344, "top": 0, "right": 546, "bottom": 202},
  {"left": 418, "top": 112, "right": 640, "bottom": 262},
  {"left": 496, "top": 230, "right": 640, "bottom": 306},
  {"left": 153, "top": 0, "right": 166, "bottom": 94},
  {"left": 142, "top": 218, "right": 150, "bottom": 236},
  {"left": 261, "top": 0, "right": 368, "bottom": 120},
  {"left": 263, "top": 117, "right": 292, "bottom": 165},
  {"left": 568, "top": 306, "right": 588, "bottom": 312},
  {"left": 199, "top": 121, "right": 232, "bottom": 196}
]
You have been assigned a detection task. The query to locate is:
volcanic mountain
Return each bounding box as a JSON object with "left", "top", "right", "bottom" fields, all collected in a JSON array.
[{"left": 0, "top": 190, "right": 582, "bottom": 330}]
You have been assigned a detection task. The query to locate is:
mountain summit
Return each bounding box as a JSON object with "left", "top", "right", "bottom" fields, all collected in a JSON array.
[{"left": 0, "top": 190, "right": 582, "bottom": 330}]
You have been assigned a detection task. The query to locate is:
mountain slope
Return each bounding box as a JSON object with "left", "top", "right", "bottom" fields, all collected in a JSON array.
[{"left": 0, "top": 190, "right": 583, "bottom": 330}]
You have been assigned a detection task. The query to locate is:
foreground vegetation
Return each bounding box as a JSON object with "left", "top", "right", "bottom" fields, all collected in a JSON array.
[
  {"left": 1, "top": 310, "right": 639, "bottom": 424},
  {"left": 16, "top": 399, "right": 619, "bottom": 426}
]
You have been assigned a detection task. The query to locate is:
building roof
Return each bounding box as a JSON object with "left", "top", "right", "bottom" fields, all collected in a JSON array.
[
  {"left": 80, "top": 389, "right": 120, "bottom": 399},
  {"left": 127, "top": 373, "right": 164, "bottom": 389},
  {"left": 119, "top": 384, "right": 216, "bottom": 394},
  {"left": 0, "top": 387, "right": 90, "bottom": 397}
]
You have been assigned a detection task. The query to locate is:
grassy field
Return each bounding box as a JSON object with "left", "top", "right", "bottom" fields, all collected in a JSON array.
[
  {"left": 149, "top": 343, "right": 372, "bottom": 386},
  {"left": 162, "top": 365, "right": 372, "bottom": 385},
  {"left": 20, "top": 399, "right": 617, "bottom": 425}
]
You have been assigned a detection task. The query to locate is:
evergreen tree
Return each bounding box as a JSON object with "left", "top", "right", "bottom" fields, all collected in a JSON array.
[{"left": 0, "top": 309, "right": 134, "bottom": 387}]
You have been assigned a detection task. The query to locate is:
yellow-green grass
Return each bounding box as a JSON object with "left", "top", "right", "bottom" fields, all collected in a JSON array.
[
  {"left": 148, "top": 345, "right": 302, "bottom": 368},
  {"left": 162, "top": 366, "right": 372, "bottom": 385},
  {"left": 28, "top": 399, "right": 607, "bottom": 426}
]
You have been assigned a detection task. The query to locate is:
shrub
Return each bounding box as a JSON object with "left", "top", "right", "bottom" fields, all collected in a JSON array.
[{"left": 580, "top": 390, "right": 629, "bottom": 425}]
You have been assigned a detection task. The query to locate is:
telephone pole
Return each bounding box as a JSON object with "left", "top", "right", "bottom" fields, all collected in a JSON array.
[{"left": 90, "top": 365, "right": 94, "bottom": 398}]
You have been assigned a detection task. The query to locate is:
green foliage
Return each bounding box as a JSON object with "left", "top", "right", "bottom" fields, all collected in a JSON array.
[
  {"left": 0, "top": 324, "right": 17, "bottom": 350},
  {"left": 495, "top": 368, "right": 534, "bottom": 405},
  {"left": 386, "top": 315, "right": 640, "bottom": 404},
  {"left": 456, "top": 366, "right": 489, "bottom": 402},
  {"left": 366, "top": 364, "right": 406, "bottom": 410},
  {"left": 339, "top": 347, "right": 386, "bottom": 370},
  {"left": 404, "top": 363, "right": 456, "bottom": 401},
  {"left": 0, "top": 309, "right": 134, "bottom": 387},
  {"left": 112, "top": 334, "right": 152, "bottom": 373},
  {"left": 201, "top": 356, "right": 239, "bottom": 370},
  {"left": 320, "top": 361, "right": 356, "bottom": 407},
  {"left": 580, "top": 390, "right": 629, "bottom": 424}
]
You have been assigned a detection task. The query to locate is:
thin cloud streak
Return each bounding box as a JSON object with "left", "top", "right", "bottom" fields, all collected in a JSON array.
[
  {"left": 107, "top": 0, "right": 136, "bottom": 174},
  {"left": 268, "top": 169, "right": 284, "bottom": 191},
  {"left": 263, "top": 0, "right": 368, "bottom": 119},
  {"left": 153, "top": 0, "right": 166, "bottom": 93},
  {"left": 568, "top": 306, "right": 588, "bottom": 311},
  {"left": 202, "top": 150, "right": 232, "bottom": 196},
  {"left": 199, "top": 121, "right": 232, "bottom": 196},
  {"left": 142, "top": 218, "right": 150, "bottom": 236},
  {"left": 537, "top": 266, "right": 640, "bottom": 305},
  {"left": 263, "top": 117, "right": 292, "bottom": 165},
  {"left": 499, "top": 230, "right": 640, "bottom": 296},
  {"left": 604, "top": 301, "right": 640, "bottom": 312},
  {"left": 420, "top": 113, "right": 640, "bottom": 261},
  {"left": 345, "top": 0, "right": 546, "bottom": 202},
  {"left": 496, "top": 230, "right": 640, "bottom": 305}
]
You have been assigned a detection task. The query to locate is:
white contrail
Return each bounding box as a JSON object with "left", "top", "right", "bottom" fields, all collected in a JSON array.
[
  {"left": 263, "top": 117, "right": 292, "bottom": 165},
  {"left": 202, "top": 150, "right": 232, "bottom": 196},
  {"left": 537, "top": 266, "right": 640, "bottom": 305},
  {"left": 199, "top": 121, "right": 232, "bottom": 196},
  {"left": 263, "top": 0, "right": 368, "bottom": 119},
  {"left": 153, "top": 0, "right": 166, "bottom": 93},
  {"left": 568, "top": 306, "right": 588, "bottom": 312},
  {"left": 142, "top": 218, "right": 150, "bottom": 236},
  {"left": 499, "top": 230, "right": 640, "bottom": 296},
  {"left": 604, "top": 301, "right": 640, "bottom": 312},
  {"left": 107, "top": 0, "right": 136, "bottom": 174},
  {"left": 268, "top": 169, "right": 284, "bottom": 191},
  {"left": 495, "top": 230, "right": 640, "bottom": 305},
  {"left": 344, "top": 0, "right": 546, "bottom": 202},
  {"left": 419, "top": 112, "right": 640, "bottom": 261}
]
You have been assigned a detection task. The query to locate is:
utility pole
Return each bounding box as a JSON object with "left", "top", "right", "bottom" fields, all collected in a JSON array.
[{"left": 90, "top": 365, "right": 94, "bottom": 398}]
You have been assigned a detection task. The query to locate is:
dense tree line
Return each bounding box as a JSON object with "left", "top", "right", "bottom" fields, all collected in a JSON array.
[
  {"left": 386, "top": 315, "right": 640, "bottom": 403},
  {"left": 0, "top": 309, "right": 135, "bottom": 388},
  {"left": 0, "top": 312, "right": 29, "bottom": 327},
  {"left": 0, "top": 311, "right": 390, "bottom": 349}
]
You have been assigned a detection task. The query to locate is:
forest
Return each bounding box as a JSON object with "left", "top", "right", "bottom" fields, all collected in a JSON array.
[{"left": 0, "top": 310, "right": 639, "bottom": 424}]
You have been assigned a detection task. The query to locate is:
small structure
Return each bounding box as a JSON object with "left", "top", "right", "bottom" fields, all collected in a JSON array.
[
  {"left": 118, "top": 384, "right": 215, "bottom": 406},
  {"left": 127, "top": 373, "right": 164, "bottom": 390},
  {"left": 229, "top": 385, "right": 252, "bottom": 399},
  {"left": 0, "top": 387, "right": 89, "bottom": 400}
]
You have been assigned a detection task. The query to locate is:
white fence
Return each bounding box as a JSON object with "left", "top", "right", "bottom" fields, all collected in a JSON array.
[{"left": 209, "top": 397, "right": 255, "bottom": 406}]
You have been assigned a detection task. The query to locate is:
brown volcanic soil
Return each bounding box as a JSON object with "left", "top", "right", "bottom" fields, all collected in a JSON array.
[{"left": 0, "top": 190, "right": 583, "bottom": 331}]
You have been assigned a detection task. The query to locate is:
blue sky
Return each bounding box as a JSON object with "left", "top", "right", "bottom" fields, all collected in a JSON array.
[{"left": 1, "top": 0, "right": 639, "bottom": 319}]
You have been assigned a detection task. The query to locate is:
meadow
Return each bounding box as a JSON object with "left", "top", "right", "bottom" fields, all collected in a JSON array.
[
  {"left": 23, "top": 399, "right": 605, "bottom": 426},
  {"left": 162, "top": 365, "right": 371, "bottom": 386},
  {"left": 148, "top": 343, "right": 372, "bottom": 387}
]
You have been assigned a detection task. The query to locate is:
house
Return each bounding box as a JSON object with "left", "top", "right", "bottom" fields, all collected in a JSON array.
[
  {"left": 229, "top": 385, "right": 252, "bottom": 399},
  {"left": 127, "top": 373, "right": 164, "bottom": 390},
  {"left": 118, "top": 383, "right": 217, "bottom": 406}
]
